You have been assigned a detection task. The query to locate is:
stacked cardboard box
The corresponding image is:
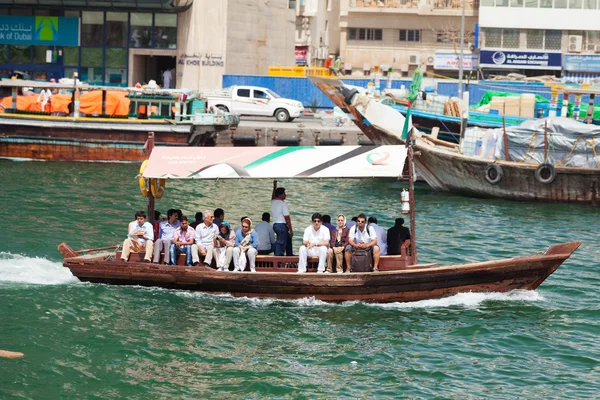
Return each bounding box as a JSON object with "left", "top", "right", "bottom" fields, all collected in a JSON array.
[
  {"left": 520, "top": 93, "right": 536, "bottom": 119},
  {"left": 504, "top": 96, "right": 521, "bottom": 117}
]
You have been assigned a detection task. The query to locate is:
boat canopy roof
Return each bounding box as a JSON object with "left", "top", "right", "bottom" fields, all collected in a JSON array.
[{"left": 142, "top": 146, "right": 407, "bottom": 179}]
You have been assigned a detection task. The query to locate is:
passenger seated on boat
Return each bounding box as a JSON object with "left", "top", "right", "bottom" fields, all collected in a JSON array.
[
  {"left": 386, "top": 218, "right": 411, "bottom": 256},
  {"left": 193, "top": 210, "right": 218, "bottom": 267},
  {"left": 298, "top": 213, "right": 330, "bottom": 274},
  {"left": 170, "top": 216, "right": 196, "bottom": 266},
  {"left": 346, "top": 216, "right": 358, "bottom": 230},
  {"left": 213, "top": 208, "right": 225, "bottom": 228},
  {"left": 322, "top": 214, "right": 336, "bottom": 235},
  {"left": 152, "top": 210, "right": 162, "bottom": 241},
  {"left": 255, "top": 212, "right": 276, "bottom": 255},
  {"left": 190, "top": 212, "right": 203, "bottom": 229},
  {"left": 152, "top": 209, "right": 181, "bottom": 265},
  {"left": 345, "top": 213, "right": 380, "bottom": 272},
  {"left": 368, "top": 216, "right": 388, "bottom": 256},
  {"left": 121, "top": 210, "right": 154, "bottom": 263},
  {"left": 213, "top": 222, "right": 235, "bottom": 272},
  {"left": 233, "top": 218, "right": 259, "bottom": 272},
  {"left": 326, "top": 214, "right": 350, "bottom": 273},
  {"left": 233, "top": 215, "right": 249, "bottom": 235}
]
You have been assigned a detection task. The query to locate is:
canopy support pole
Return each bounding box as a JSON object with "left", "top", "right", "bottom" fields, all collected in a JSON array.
[
  {"left": 146, "top": 132, "right": 155, "bottom": 224},
  {"left": 407, "top": 128, "right": 417, "bottom": 265}
]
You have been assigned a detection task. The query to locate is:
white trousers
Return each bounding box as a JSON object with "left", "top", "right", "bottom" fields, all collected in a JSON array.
[
  {"left": 233, "top": 247, "right": 257, "bottom": 271},
  {"left": 298, "top": 245, "right": 327, "bottom": 273}
]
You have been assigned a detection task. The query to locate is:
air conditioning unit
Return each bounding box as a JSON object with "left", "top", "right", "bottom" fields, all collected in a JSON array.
[
  {"left": 568, "top": 35, "right": 583, "bottom": 53},
  {"left": 426, "top": 56, "right": 434, "bottom": 66},
  {"left": 409, "top": 54, "right": 421, "bottom": 65}
]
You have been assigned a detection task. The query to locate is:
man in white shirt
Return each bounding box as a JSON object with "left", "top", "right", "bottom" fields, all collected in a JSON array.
[
  {"left": 297, "top": 213, "right": 330, "bottom": 273},
  {"left": 368, "top": 216, "right": 387, "bottom": 256},
  {"left": 193, "top": 210, "right": 218, "bottom": 267},
  {"left": 121, "top": 210, "right": 154, "bottom": 262},
  {"left": 271, "top": 183, "right": 293, "bottom": 256},
  {"left": 255, "top": 212, "right": 276, "bottom": 255},
  {"left": 344, "top": 213, "right": 380, "bottom": 272}
]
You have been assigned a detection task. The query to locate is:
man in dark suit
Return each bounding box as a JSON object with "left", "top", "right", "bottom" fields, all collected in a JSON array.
[{"left": 386, "top": 218, "right": 411, "bottom": 256}]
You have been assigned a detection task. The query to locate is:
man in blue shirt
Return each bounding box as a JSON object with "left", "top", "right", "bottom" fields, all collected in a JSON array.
[{"left": 152, "top": 209, "right": 180, "bottom": 264}]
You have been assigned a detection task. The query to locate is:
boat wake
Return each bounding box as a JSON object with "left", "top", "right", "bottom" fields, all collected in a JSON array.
[
  {"left": 173, "top": 288, "right": 543, "bottom": 308},
  {"left": 371, "top": 290, "right": 544, "bottom": 310},
  {"left": 0, "top": 252, "right": 79, "bottom": 285}
]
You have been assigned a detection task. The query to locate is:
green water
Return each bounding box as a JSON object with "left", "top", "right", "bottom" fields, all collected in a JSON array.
[{"left": 1, "top": 160, "right": 599, "bottom": 399}]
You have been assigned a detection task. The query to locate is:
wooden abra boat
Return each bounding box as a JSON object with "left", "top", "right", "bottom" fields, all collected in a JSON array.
[
  {"left": 57, "top": 140, "right": 580, "bottom": 303},
  {"left": 0, "top": 79, "right": 238, "bottom": 162},
  {"left": 58, "top": 241, "right": 580, "bottom": 303}
]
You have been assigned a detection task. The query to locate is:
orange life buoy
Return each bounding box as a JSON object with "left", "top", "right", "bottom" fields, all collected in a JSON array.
[{"left": 139, "top": 160, "right": 150, "bottom": 197}]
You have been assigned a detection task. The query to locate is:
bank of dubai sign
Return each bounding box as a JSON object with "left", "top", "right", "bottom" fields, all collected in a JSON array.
[
  {"left": 479, "top": 50, "right": 562, "bottom": 70},
  {"left": 0, "top": 16, "right": 80, "bottom": 46}
]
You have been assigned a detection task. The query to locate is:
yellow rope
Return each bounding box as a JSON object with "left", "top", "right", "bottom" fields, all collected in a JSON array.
[
  {"left": 556, "top": 136, "right": 581, "bottom": 167},
  {"left": 519, "top": 133, "right": 538, "bottom": 164}
]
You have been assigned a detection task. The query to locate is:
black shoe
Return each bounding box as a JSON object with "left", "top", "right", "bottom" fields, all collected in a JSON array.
[{"left": 192, "top": 262, "right": 199, "bottom": 266}]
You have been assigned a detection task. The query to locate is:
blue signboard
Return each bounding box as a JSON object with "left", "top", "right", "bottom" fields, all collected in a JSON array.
[
  {"left": 0, "top": 16, "right": 79, "bottom": 46},
  {"left": 480, "top": 50, "right": 562, "bottom": 70},
  {"left": 563, "top": 55, "right": 600, "bottom": 72}
]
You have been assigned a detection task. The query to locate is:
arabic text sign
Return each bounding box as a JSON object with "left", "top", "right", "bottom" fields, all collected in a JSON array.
[
  {"left": 434, "top": 53, "right": 478, "bottom": 71},
  {"left": 479, "top": 50, "right": 562, "bottom": 70},
  {"left": 177, "top": 53, "right": 225, "bottom": 67},
  {"left": 563, "top": 55, "right": 600, "bottom": 72},
  {"left": 0, "top": 16, "right": 79, "bottom": 46}
]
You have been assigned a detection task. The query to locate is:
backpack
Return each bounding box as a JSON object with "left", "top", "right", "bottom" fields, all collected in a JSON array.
[{"left": 351, "top": 247, "right": 373, "bottom": 272}]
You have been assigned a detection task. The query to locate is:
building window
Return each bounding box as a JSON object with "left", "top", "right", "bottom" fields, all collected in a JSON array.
[
  {"left": 10, "top": 45, "right": 31, "bottom": 64},
  {"left": 540, "top": 0, "right": 553, "bottom": 7},
  {"left": 154, "top": 13, "right": 177, "bottom": 49},
  {"left": 484, "top": 28, "right": 502, "bottom": 47},
  {"left": 33, "top": 46, "right": 49, "bottom": 64},
  {"left": 130, "top": 13, "right": 152, "bottom": 48},
  {"left": 399, "top": 29, "right": 420, "bottom": 42},
  {"left": 525, "top": 0, "right": 539, "bottom": 6},
  {"left": 0, "top": 45, "right": 6, "bottom": 63},
  {"left": 526, "top": 30, "right": 544, "bottom": 49},
  {"left": 503, "top": 29, "right": 520, "bottom": 48},
  {"left": 81, "top": 48, "right": 103, "bottom": 67},
  {"left": 348, "top": 28, "right": 383, "bottom": 41},
  {"left": 106, "top": 12, "right": 127, "bottom": 47},
  {"left": 81, "top": 11, "right": 104, "bottom": 47},
  {"left": 545, "top": 30, "right": 562, "bottom": 50},
  {"left": 63, "top": 47, "right": 79, "bottom": 66},
  {"left": 569, "top": 0, "right": 582, "bottom": 7},
  {"left": 555, "top": 0, "right": 568, "bottom": 7},
  {"left": 586, "top": 31, "right": 600, "bottom": 51},
  {"left": 526, "top": 29, "right": 562, "bottom": 50},
  {"left": 584, "top": 0, "right": 596, "bottom": 8}
]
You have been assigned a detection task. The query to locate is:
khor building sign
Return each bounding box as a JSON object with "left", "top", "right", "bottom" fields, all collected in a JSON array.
[
  {"left": 479, "top": 50, "right": 562, "bottom": 70},
  {"left": 0, "top": 16, "right": 79, "bottom": 46}
]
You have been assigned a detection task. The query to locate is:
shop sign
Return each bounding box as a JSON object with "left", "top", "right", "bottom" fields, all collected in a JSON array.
[
  {"left": 479, "top": 50, "right": 562, "bottom": 70},
  {"left": 434, "top": 52, "right": 478, "bottom": 71},
  {"left": 178, "top": 53, "right": 224, "bottom": 67},
  {"left": 563, "top": 55, "right": 600, "bottom": 72},
  {"left": 295, "top": 46, "right": 308, "bottom": 66},
  {"left": 0, "top": 16, "right": 79, "bottom": 46}
]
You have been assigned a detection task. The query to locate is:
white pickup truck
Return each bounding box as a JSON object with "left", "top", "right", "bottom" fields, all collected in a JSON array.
[{"left": 205, "top": 85, "right": 304, "bottom": 122}]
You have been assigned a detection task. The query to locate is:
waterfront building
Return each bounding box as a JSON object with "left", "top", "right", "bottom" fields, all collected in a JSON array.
[
  {"left": 0, "top": 0, "right": 296, "bottom": 90},
  {"left": 335, "top": 0, "right": 478, "bottom": 78},
  {"left": 479, "top": 0, "right": 600, "bottom": 81}
]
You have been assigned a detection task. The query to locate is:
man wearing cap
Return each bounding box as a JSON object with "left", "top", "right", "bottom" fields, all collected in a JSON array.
[{"left": 271, "top": 181, "right": 293, "bottom": 256}]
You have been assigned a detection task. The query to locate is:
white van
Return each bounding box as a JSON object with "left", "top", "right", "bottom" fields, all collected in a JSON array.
[{"left": 205, "top": 85, "right": 304, "bottom": 122}]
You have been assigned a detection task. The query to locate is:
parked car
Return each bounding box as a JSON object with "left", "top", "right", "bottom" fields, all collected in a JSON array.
[{"left": 205, "top": 85, "right": 304, "bottom": 122}]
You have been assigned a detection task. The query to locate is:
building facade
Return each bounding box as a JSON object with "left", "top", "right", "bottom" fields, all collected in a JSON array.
[
  {"left": 335, "top": 0, "right": 479, "bottom": 78},
  {"left": 0, "top": 0, "right": 296, "bottom": 90}
]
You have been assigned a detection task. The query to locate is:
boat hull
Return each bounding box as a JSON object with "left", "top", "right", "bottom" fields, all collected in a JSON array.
[
  {"left": 62, "top": 242, "right": 580, "bottom": 303},
  {"left": 0, "top": 115, "right": 232, "bottom": 162},
  {"left": 414, "top": 137, "right": 600, "bottom": 204}
]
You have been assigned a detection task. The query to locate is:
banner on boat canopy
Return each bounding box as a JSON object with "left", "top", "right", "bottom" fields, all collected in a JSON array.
[
  {"left": 0, "top": 16, "right": 80, "bottom": 46},
  {"left": 479, "top": 50, "right": 562, "bottom": 70},
  {"left": 143, "top": 146, "right": 407, "bottom": 179},
  {"left": 433, "top": 52, "right": 478, "bottom": 71}
]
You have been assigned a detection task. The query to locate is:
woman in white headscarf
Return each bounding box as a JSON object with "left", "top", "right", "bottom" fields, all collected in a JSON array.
[
  {"left": 213, "top": 221, "right": 235, "bottom": 272},
  {"left": 233, "top": 217, "right": 259, "bottom": 272}
]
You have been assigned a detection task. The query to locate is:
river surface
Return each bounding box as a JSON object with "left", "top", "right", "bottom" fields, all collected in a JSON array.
[{"left": 1, "top": 160, "right": 599, "bottom": 399}]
